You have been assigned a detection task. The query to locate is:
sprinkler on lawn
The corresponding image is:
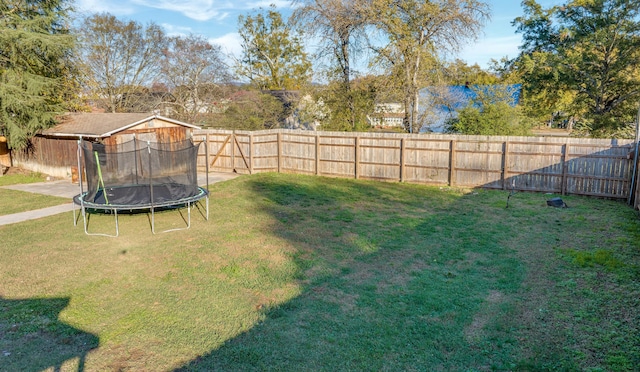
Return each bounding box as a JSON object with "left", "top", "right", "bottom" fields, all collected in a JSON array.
[{"left": 506, "top": 179, "right": 517, "bottom": 208}]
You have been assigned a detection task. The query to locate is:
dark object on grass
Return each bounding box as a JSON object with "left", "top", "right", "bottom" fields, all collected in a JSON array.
[
  {"left": 547, "top": 197, "right": 568, "bottom": 208},
  {"left": 506, "top": 180, "right": 517, "bottom": 208},
  {"left": 506, "top": 189, "right": 517, "bottom": 208}
]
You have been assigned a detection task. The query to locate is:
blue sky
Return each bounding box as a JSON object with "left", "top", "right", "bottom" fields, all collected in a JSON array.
[{"left": 74, "top": 0, "right": 564, "bottom": 70}]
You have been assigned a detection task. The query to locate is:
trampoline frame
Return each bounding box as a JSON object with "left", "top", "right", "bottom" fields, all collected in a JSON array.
[
  {"left": 72, "top": 187, "right": 209, "bottom": 237},
  {"left": 73, "top": 137, "right": 210, "bottom": 237}
]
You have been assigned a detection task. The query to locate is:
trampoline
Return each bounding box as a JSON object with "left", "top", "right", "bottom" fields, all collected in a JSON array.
[{"left": 73, "top": 137, "right": 209, "bottom": 236}]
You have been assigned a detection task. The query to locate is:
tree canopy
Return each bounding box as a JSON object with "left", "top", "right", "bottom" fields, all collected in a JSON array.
[
  {"left": 292, "top": 0, "right": 369, "bottom": 129},
  {"left": 0, "top": 0, "right": 75, "bottom": 149},
  {"left": 161, "top": 34, "right": 230, "bottom": 123},
  {"left": 513, "top": 0, "right": 640, "bottom": 137},
  {"left": 14, "top": 0, "right": 640, "bottom": 141},
  {"left": 368, "top": 0, "right": 491, "bottom": 133},
  {"left": 76, "top": 13, "right": 167, "bottom": 113},
  {"left": 237, "top": 6, "right": 311, "bottom": 90}
]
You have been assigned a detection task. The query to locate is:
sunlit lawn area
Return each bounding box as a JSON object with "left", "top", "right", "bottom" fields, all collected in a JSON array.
[
  {"left": 1, "top": 173, "right": 639, "bottom": 371},
  {"left": 0, "top": 170, "right": 69, "bottom": 215},
  {"left": 0, "top": 169, "right": 48, "bottom": 186},
  {"left": 0, "top": 188, "right": 70, "bottom": 216}
]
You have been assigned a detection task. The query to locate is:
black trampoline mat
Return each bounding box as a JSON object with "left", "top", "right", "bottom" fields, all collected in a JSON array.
[{"left": 75, "top": 183, "right": 206, "bottom": 209}]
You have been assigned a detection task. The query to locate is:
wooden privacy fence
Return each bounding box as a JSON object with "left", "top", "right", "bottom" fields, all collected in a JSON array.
[{"left": 193, "top": 129, "right": 636, "bottom": 201}]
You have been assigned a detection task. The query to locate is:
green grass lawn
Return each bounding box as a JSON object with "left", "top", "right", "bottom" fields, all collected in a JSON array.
[
  {"left": 0, "top": 170, "right": 48, "bottom": 186},
  {"left": 0, "top": 188, "right": 70, "bottom": 216},
  {"left": 0, "top": 170, "right": 69, "bottom": 215},
  {"left": 0, "top": 173, "right": 638, "bottom": 371}
]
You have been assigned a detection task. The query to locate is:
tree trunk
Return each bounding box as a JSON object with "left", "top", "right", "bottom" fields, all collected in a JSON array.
[{"left": 340, "top": 36, "right": 356, "bottom": 129}]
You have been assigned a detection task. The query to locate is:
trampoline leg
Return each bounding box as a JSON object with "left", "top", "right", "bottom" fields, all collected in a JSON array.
[
  {"left": 187, "top": 202, "right": 192, "bottom": 228},
  {"left": 81, "top": 207, "right": 119, "bottom": 237},
  {"left": 82, "top": 206, "right": 89, "bottom": 235},
  {"left": 151, "top": 207, "right": 156, "bottom": 234},
  {"left": 155, "top": 204, "right": 195, "bottom": 234},
  {"left": 114, "top": 209, "right": 119, "bottom": 237}
]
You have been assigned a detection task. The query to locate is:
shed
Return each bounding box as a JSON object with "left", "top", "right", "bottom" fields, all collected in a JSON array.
[{"left": 12, "top": 113, "right": 200, "bottom": 178}]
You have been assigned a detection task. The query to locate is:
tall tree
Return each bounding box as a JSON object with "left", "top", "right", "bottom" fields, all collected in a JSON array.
[
  {"left": 292, "top": 0, "right": 368, "bottom": 129},
  {"left": 368, "top": 0, "right": 490, "bottom": 133},
  {"left": 236, "top": 6, "right": 311, "bottom": 90},
  {"left": 215, "top": 90, "right": 284, "bottom": 130},
  {"left": 161, "top": 34, "right": 230, "bottom": 123},
  {"left": 514, "top": 0, "right": 640, "bottom": 136},
  {"left": 76, "top": 13, "right": 167, "bottom": 113},
  {"left": 442, "top": 59, "right": 499, "bottom": 86},
  {"left": 0, "top": 0, "right": 75, "bottom": 149}
]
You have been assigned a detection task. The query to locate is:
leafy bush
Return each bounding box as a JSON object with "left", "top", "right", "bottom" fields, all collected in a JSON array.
[{"left": 446, "top": 102, "right": 533, "bottom": 136}]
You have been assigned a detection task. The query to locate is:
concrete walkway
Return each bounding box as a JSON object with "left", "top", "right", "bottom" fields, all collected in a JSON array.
[{"left": 0, "top": 172, "right": 239, "bottom": 226}]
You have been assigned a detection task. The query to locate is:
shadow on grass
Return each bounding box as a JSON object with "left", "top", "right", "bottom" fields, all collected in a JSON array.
[
  {"left": 0, "top": 296, "right": 99, "bottom": 371},
  {"left": 176, "top": 174, "right": 527, "bottom": 371}
]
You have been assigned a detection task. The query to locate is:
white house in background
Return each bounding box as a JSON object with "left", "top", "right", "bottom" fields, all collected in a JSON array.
[{"left": 368, "top": 103, "right": 405, "bottom": 128}]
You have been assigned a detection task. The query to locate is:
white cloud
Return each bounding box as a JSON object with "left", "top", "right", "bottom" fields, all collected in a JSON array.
[
  {"left": 210, "top": 32, "right": 243, "bottom": 61},
  {"left": 131, "top": 0, "right": 235, "bottom": 21},
  {"left": 74, "top": 0, "right": 137, "bottom": 16},
  {"left": 161, "top": 23, "right": 194, "bottom": 37}
]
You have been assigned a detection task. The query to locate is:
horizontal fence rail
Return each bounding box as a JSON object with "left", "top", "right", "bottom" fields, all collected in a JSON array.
[{"left": 193, "top": 129, "right": 636, "bottom": 201}]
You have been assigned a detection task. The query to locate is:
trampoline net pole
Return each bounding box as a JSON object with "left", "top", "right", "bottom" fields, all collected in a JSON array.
[{"left": 94, "top": 150, "right": 109, "bottom": 204}]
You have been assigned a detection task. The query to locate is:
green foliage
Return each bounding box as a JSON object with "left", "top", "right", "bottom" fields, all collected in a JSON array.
[
  {"left": 445, "top": 85, "right": 534, "bottom": 136},
  {"left": 447, "top": 102, "right": 533, "bottom": 136},
  {"left": 314, "top": 78, "right": 376, "bottom": 131},
  {"left": 443, "top": 59, "right": 500, "bottom": 86},
  {"left": 0, "top": 170, "right": 46, "bottom": 186},
  {"left": 237, "top": 6, "right": 312, "bottom": 90},
  {"left": 292, "top": 0, "right": 369, "bottom": 129},
  {"left": 212, "top": 90, "right": 284, "bottom": 130},
  {"left": 368, "top": 0, "right": 490, "bottom": 132},
  {"left": 513, "top": 0, "right": 640, "bottom": 135},
  {"left": 0, "top": 0, "right": 75, "bottom": 149}
]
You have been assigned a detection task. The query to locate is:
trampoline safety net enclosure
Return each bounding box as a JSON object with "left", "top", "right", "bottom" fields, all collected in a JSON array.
[{"left": 74, "top": 138, "right": 209, "bottom": 236}]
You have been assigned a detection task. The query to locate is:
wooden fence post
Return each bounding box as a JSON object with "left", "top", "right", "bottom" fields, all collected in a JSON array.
[
  {"left": 354, "top": 135, "right": 360, "bottom": 179},
  {"left": 277, "top": 132, "right": 282, "bottom": 173},
  {"left": 561, "top": 143, "right": 569, "bottom": 195},
  {"left": 205, "top": 133, "right": 210, "bottom": 170},
  {"left": 231, "top": 131, "right": 236, "bottom": 173},
  {"left": 502, "top": 141, "right": 510, "bottom": 190},
  {"left": 399, "top": 137, "right": 406, "bottom": 182},
  {"left": 315, "top": 134, "right": 320, "bottom": 176},
  {"left": 449, "top": 140, "right": 456, "bottom": 186},
  {"left": 249, "top": 132, "right": 253, "bottom": 174}
]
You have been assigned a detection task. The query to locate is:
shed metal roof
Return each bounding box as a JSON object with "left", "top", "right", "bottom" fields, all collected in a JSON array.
[{"left": 42, "top": 113, "right": 200, "bottom": 138}]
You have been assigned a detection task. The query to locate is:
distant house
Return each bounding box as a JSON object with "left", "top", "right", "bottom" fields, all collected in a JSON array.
[
  {"left": 12, "top": 113, "right": 200, "bottom": 178},
  {"left": 418, "top": 84, "right": 522, "bottom": 133},
  {"left": 368, "top": 103, "right": 405, "bottom": 128}
]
